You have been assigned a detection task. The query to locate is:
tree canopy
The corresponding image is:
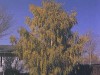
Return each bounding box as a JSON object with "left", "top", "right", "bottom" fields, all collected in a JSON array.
[{"left": 11, "top": 0, "right": 88, "bottom": 75}]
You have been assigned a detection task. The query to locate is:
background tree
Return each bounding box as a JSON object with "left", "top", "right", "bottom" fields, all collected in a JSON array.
[
  {"left": 82, "top": 32, "right": 100, "bottom": 64},
  {"left": 0, "top": 7, "right": 12, "bottom": 37},
  {"left": 83, "top": 53, "right": 100, "bottom": 64},
  {"left": 12, "top": 0, "right": 88, "bottom": 75},
  {"left": 0, "top": 7, "right": 14, "bottom": 70}
]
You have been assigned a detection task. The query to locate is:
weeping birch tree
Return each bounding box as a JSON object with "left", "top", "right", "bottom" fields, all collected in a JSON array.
[{"left": 11, "top": 0, "right": 88, "bottom": 75}]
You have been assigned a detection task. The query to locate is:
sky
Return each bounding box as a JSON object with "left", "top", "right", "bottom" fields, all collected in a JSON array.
[{"left": 0, "top": 0, "right": 100, "bottom": 54}]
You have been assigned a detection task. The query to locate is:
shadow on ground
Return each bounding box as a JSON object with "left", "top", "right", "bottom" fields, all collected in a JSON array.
[
  {"left": 69, "top": 64, "right": 100, "bottom": 75},
  {"left": 4, "top": 64, "right": 100, "bottom": 75},
  {"left": 4, "top": 68, "right": 29, "bottom": 75}
]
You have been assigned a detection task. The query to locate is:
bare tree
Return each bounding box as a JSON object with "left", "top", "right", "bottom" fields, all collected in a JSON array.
[
  {"left": 0, "top": 7, "right": 12, "bottom": 37},
  {"left": 0, "top": 7, "right": 13, "bottom": 71},
  {"left": 82, "top": 32, "right": 99, "bottom": 64}
]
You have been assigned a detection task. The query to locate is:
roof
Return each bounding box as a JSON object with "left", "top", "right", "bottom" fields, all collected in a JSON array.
[
  {"left": 0, "top": 45, "right": 15, "bottom": 52},
  {"left": 0, "top": 45, "right": 16, "bottom": 57}
]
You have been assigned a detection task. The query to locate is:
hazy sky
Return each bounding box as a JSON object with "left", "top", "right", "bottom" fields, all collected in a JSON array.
[{"left": 0, "top": 0, "right": 100, "bottom": 54}]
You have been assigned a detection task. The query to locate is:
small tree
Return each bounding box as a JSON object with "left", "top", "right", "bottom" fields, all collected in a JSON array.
[
  {"left": 11, "top": 0, "right": 88, "bottom": 75},
  {"left": 10, "top": 35, "right": 17, "bottom": 45}
]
